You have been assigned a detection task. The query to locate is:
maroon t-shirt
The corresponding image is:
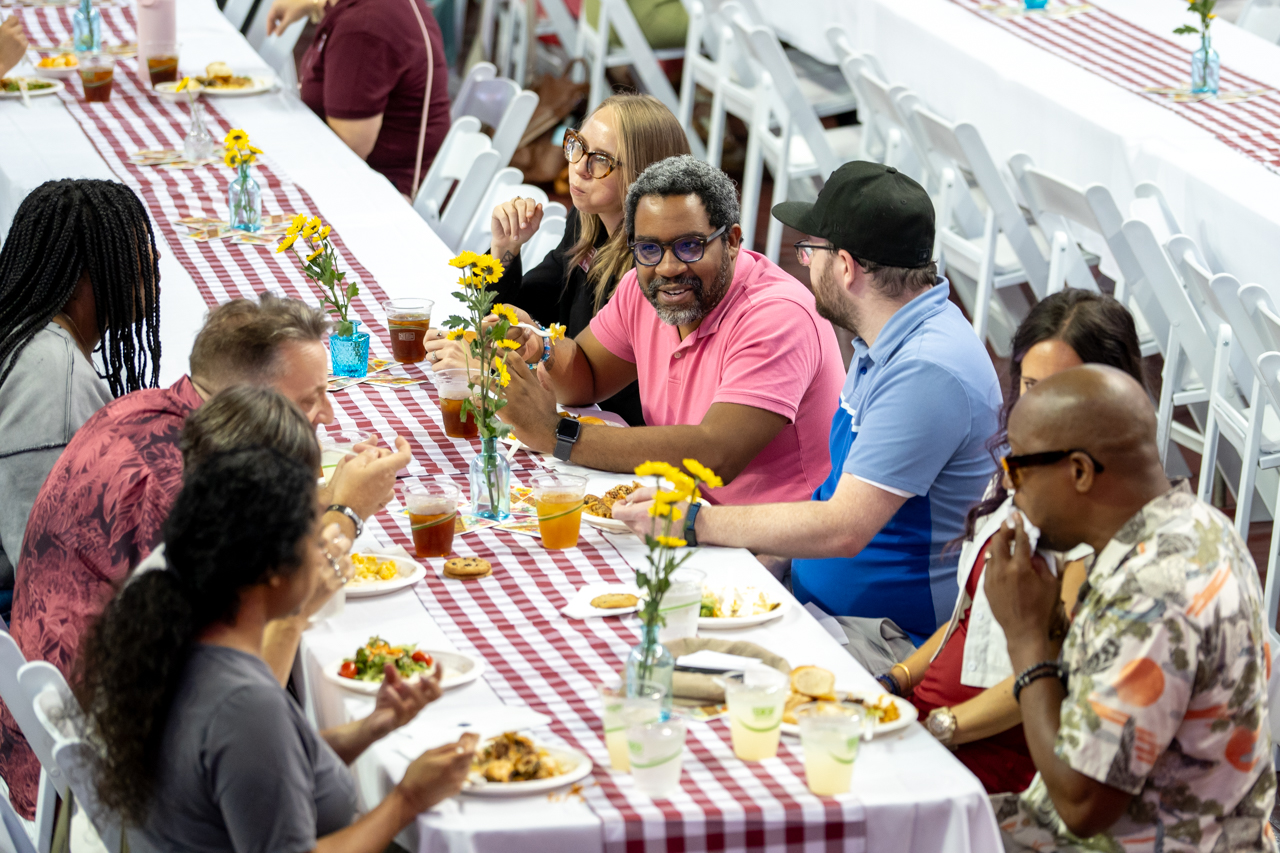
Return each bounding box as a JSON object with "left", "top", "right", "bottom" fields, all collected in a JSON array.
[{"left": 300, "top": 0, "right": 451, "bottom": 196}]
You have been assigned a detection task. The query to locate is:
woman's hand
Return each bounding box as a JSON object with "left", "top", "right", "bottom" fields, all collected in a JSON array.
[
  {"left": 365, "top": 664, "right": 443, "bottom": 740},
  {"left": 0, "top": 17, "right": 28, "bottom": 79},
  {"left": 300, "top": 523, "right": 353, "bottom": 620},
  {"left": 490, "top": 198, "right": 544, "bottom": 267},
  {"left": 396, "top": 732, "right": 480, "bottom": 814},
  {"left": 265, "top": 0, "right": 323, "bottom": 35}
]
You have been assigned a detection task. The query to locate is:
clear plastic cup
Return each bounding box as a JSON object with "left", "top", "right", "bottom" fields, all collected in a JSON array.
[
  {"left": 318, "top": 428, "right": 376, "bottom": 484},
  {"left": 406, "top": 482, "right": 460, "bottom": 558},
  {"left": 626, "top": 717, "right": 685, "bottom": 798},
  {"left": 530, "top": 472, "right": 588, "bottom": 550},
  {"left": 796, "top": 700, "right": 866, "bottom": 795},
  {"left": 78, "top": 52, "right": 115, "bottom": 102},
  {"left": 597, "top": 682, "right": 663, "bottom": 771},
  {"left": 656, "top": 567, "right": 705, "bottom": 643},
  {"left": 723, "top": 667, "right": 789, "bottom": 761},
  {"left": 433, "top": 369, "right": 478, "bottom": 439},
  {"left": 140, "top": 39, "right": 179, "bottom": 86},
  {"left": 384, "top": 298, "right": 433, "bottom": 364}
]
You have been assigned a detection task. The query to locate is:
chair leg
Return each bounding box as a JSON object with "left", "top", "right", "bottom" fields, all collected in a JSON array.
[
  {"left": 1156, "top": 330, "right": 1184, "bottom": 470},
  {"left": 1264, "top": 478, "right": 1280, "bottom": 655},
  {"left": 1046, "top": 231, "right": 1069, "bottom": 295},
  {"left": 739, "top": 96, "right": 768, "bottom": 255},
  {"left": 971, "top": 207, "right": 997, "bottom": 345},
  {"left": 1234, "top": 377, "right": 1265, "bottom": 540}
]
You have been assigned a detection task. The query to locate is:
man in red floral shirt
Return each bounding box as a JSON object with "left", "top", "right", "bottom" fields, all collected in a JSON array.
[{"left": 0, "top": 293, "right": 407, "bottom": 819}]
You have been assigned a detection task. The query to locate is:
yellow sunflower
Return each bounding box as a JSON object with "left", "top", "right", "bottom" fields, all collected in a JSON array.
[
  {"left": 474, "top": 255, "right": 505, "bottom": 283},
  {"left": 301, "top": 217, "right": 322, "bottom": 239},
  {"left": 224, "top": 128, "right": 249, "bottom": 148},
  {"left": 449, "top": 250, "right": 481, "bottom": 269},
  {"left": 492, "top": 355, "right": 511, "bottom": 388},
  {"left": 635, "top": 460, "right": 682, "bottom": 481},
  {"left": 276, "top": 232, "right": 299, "bottom": 254},
  {"left": 495, "top": 339, "right": 520, "bottom": 350},
  {"left": 682, "top": 459, "right": 723, "bottom": 489},
  {"left": 654, "top": 535, "right": 687, "bottom": 549},
  {"left": 648, "top": 503, "right": 683, "bottom": 521},
  {"left": 491, "top": 303, "right": 518, "bottom": 326},
  {"left": 291, "top": 213, "right": 308, "bottom": 231},
  {"left": 318, "top": 225, "right": 331, "bottom": 240},
  {"left": 306, "top": 246, "right": 324, "bottom": 263},
  {"left": 223, "top": 149, "right": 239, "bottom": 169},
  {"left": 446, "top": 328, "right": 467, "bottom": 341}
]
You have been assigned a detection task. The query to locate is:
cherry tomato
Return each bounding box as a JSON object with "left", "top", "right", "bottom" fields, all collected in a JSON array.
[
  {"left": 411, "top": 651, "right": 433, "bottom": 666},
  {"left": 339, "top": 661, "right": 358, "bottom": 679}
]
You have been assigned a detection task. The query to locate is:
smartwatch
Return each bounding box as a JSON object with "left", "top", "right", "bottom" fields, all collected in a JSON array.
[
  {"left": 553, "top": 417, "right": 582, "bottom": 462},
  {"left": 325, "top": 504, "right": 364, "bottom": 539},
  {"left": 683, "top": 500, "right": 702, "bottom": 547}
]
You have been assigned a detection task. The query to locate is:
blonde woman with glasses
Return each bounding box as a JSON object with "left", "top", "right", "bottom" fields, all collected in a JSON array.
[{"left": 425, "top": 94, "right": 689, "bottom": 425}]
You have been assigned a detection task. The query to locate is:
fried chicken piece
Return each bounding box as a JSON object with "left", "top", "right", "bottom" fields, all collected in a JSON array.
[{"left": 483, "top": 759, "right": 514, "bottom": 783}]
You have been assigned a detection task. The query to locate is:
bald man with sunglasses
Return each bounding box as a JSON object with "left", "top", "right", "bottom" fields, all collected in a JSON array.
[{"left": 498, "top": 155, "right": 845, "bottom": 508}]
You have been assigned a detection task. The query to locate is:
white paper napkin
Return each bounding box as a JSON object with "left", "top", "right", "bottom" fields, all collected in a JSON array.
[{"left": 560, "top": 583, "right": 642, "bottom": 619}]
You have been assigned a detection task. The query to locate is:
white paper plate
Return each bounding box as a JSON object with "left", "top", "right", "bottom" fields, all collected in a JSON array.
[
  {"left": 0, "top": 78, "right": 64, "bottom": 98},
  {"left": 344, "top": 554, "right": 427, "bottom": 598},
  {"left": 582, "top": 511, "right": 630, "bottom": 534},
  {"left": 32, "top": 65, "right": 77, "bottom": 79},
  {"left": 154, "top": 76, "right": 273, "bottom": 97},
  {"left": 322, "top": 649, "right": 484, "bottom": 695},
  {"left": 562, "top": 582, "right": 642, "bottom": 618},
  {"left": 698, "top": 595, "right": 790, "bottom": 629},
  {"left": 780, "top": 694, "right": 917, "bottom": 739},
  {"left": 463, "top": 745, "right": 593, "bottom": 796}
]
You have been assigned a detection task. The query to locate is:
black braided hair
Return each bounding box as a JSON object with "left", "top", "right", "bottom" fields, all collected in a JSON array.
[{"left": 0, "top": 179, "right": 161, "bottom": 397}]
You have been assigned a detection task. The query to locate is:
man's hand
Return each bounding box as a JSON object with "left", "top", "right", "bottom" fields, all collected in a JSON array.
[
  {"left": 984, "top": 511, "right": 1062, "bottom": 665},
  {"left": 365, "top": 663, "right": 443, "bottom": 740},
  {"left": 0, "top": 16, "right": 28, "bottom": 78},
  {"left": 497, "top": 352, "right": 561, "bottom": 452},
  {"left": 330, "top": 436, "right": 412, "bottom": 520},
  {"left": 490, "top": 198, "right": 544, "bottom": 266},
  {"left": 612, "top": 486, "right": 692, "bottom": 540}
]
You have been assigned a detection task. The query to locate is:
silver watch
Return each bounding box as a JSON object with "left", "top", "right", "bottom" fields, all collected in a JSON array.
[
  {"left": 925, "top": 706, "right": 958, "bottom": 747},
  {"left": 325, "top": 504, "right": 364, "bottom": 539}
]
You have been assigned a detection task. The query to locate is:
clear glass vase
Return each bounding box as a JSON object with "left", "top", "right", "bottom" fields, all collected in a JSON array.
[
  {"left": 72, "top": 0, "right": 101, "bottom": 54},
  {"left": 227, "top": 168, "right": 262, "bottom": 232},
  {"left": 329, "top": 319, "right": 370, "bottom": 378},
  {"left": 1191, "top": 35, "right": 1220, "bottom": 95},
  {"left": 468, "top": 437, "right": 511, "bottom": 520},
  {"left": 626, "top": 625, "right": 674, "bottom": 718},
  {"left": 184, "top": 102, "right": 215, "bottom": 163}
]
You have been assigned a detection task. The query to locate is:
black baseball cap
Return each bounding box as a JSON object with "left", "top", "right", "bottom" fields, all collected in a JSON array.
[{"left": 773, "top": 161, "right": 935, "bottom": 269}]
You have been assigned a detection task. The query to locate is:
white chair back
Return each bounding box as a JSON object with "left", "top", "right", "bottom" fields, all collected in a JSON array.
[
  {"left": 1131, "top": 182, "right": 1184, "bottom": 246},
  {"left": 458, "top": 168, "right": 568, "bottom": 256},
  {"left": 254, "top": 17, "right": 305, "bottom": 93},
  {"left": 449, "top": 63, "right": 537, "bottom": 169},
  {"left": 451, "top": 63, "right": 497, "bottom": 122},
  {"left": 1006, "top": 155, "right": 1109, "bottom": 296},
  {"left": 521, "top": 213, "right": 567, "bottom": 268},
  {"left": 0, "top": 634, "right": 57, "bottom": 853},
  {"left": 0, "top": 789, "right": 36, "bottom": 853},
  {"left": 1169, "top": 236, "right": 1251, "bottom": 386},
  {"left": 412, "top": 117, "right": 503, "bottom": 252},
  {"left": 677, "top": 0, "right": 751, "bottom": 166},
  {"left": 22, "top": 663, "right": 119, "bottom": 853},
  {"left": 1238, "top": 0, "right": 1280, "bottom": 44}
]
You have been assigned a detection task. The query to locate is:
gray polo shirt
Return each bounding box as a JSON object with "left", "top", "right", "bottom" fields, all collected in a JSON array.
[
  {"left": 0, "top": 322, "right": 112, "bottom": 588},
  {"left": 129, "top": 644, "right": 357, "bottom": 853}
]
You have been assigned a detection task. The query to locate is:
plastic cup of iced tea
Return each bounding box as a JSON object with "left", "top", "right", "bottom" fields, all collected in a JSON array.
[
  {"left": 530, "top": 472, "right": 588, "bottom": 550},
  {"left": 434, "top": 369, "right": 478, "bottom": 439},
  {"left": 317, "top": 428, "right": 377, "bottom": 485},
  {"left": 406, "top": 482, "right": 460, "bottom": 558},
  {"left": 79, "top": 53, "right": 115, "bottom": 103},
  {"left": 142, "top": 40, "right": 180, "bottom": 86},
  {"left": 384, "top": 298, "right": 433, "bottom": 364}
]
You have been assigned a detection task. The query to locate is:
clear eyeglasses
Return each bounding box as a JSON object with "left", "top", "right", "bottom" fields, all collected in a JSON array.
[{"left": 630, "top": 226, "right": 727, "bottom": 267}]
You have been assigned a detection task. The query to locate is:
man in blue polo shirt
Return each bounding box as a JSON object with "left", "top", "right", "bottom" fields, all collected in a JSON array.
[{"left": 614, "top": 161, "right": 1002, "bottom": 669}]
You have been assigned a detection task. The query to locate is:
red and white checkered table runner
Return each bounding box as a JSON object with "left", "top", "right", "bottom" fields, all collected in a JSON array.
[
  {"left": 16, "top": 7, "right": 863, "bottom": 849},
  {"left": 949, "top": 0, "right": 1280, "bottom": 175}
]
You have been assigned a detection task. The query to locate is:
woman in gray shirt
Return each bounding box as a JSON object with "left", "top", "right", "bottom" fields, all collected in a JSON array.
[
  {"left": 75, "top": 448, "right": 476, "bottom": 853},
  {"left": 0, "top": 179, "right": 162, "bottom": 601}
]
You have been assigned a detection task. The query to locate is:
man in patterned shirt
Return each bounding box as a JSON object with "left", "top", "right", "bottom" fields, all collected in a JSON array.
[{"left": 984, "top": 365, "right": 1276, "bottom": 852}]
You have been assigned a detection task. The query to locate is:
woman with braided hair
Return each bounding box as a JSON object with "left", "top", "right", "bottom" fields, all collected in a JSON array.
[{"left": 0, "top": 178, "right": 161, "bottom": 606}]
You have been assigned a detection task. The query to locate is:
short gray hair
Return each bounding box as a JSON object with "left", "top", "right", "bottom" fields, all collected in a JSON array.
[{"left": 625, "top": 155, "right": 740, "bottom": 240}]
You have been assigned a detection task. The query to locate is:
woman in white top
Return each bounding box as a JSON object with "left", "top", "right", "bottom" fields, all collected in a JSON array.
[{"left": 876, "top": 289, "right": 1149, "bottom": 794}]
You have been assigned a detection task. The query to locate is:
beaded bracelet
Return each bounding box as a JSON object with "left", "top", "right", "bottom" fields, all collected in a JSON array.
[
  {"left": 876, "top": 673, "right": 900, "bottom": 697},
  {"left": 1012, "top": 660, "right": 1064, "bottom": 704}
]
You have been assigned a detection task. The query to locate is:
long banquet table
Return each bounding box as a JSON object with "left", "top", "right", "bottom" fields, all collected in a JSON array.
[
  {"left": 0, "top": 2, "right": 1000, "bottom": 850},
  {"left": 762, "top": 0, "right": 1280, "bottom": 292}
]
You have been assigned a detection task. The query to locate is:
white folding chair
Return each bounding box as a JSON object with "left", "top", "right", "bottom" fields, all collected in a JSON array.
[
  {"left": 0, "top": 789, "right": 35, "bottom": 853},
  {"left": 253, "top": 17, "right": 305, "bottom": 93},
  {"left": 676, "top": 0, "right": 752, "bottom": 167},
  {"left": 22, "top": 663, "right": 119, "bottom": 853},
  {"left": 458, "top": 167, "right": 568, "bottom": 256},
  {"left": 0, "top": 634, "right": 58, "bottom": 853},
  {"left": 575, "top": 0, "right": 683, "bottom": 116},
  {"left": 520, "top": 213, "right": 567, "bottom": 268},
  {"left": 907, "top": 107, "right": 1045, "bottom": 354},
  {"left": 1237, "top": 0, "right": 1280, "bottom": 44},
  {"left": 449, "top": 62, "right": 538, "bottom": 171},
  {"left": 412, "top": 116, "right": 503, "bottom": 252}
]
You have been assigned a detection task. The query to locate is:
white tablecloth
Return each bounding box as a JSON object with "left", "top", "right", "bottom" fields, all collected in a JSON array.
[{"left": 762, "top": 0, "right": 1280, "bottom": 290}]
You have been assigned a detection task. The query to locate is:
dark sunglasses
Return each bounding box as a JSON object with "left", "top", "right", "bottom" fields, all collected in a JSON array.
[
  {"left": 563, "top": 128, "right": 621, "bottom": 179},
  {"left": 1001, "top": 448, "right": 1105, "bottom": 488},
  {"left": 630, "top": 225, "right": 727, "bottom": 267}
]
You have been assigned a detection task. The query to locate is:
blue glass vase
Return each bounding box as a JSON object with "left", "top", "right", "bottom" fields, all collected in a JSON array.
[
  {"left": 468, "top": 437, "right": 511, "bottom": 520},
  {"left": 1191, "top": 35, "right": 1220, "bottom": 95},
  {"left": 330, "top": 319, "right": 370, "bottom": 377},
  {"left": 626, "top": 625, "right": 674, "bottom": 718},
  {"left": 71, "top": 0, "right": 101, "bottom": 54},
  {"left": 227, "top": 169, "right": 262, "bottom": 232},
  {"left": 1024, "top": 0, "right": 1048, "bottom": 8}
]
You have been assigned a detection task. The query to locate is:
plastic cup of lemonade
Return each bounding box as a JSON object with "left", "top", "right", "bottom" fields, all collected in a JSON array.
[
  {"left": 433, "top": 369, "right": 478, "bottom": 439},
  {"left": 384, "top": 298, "right": 433, "bottom": 364},
  {"left": 78, "top": 52, "right": 115, "bottom": 103},
  {"left": 724, "top": 667, "right": 789, "bottom": 761},
  {"left": 598, "top": 682, "right": 663, "bottom": 771},
  {"left": 656, "top": 567, "right": 705, "bottom": 643},
  {"left": 626, "top": 716, "right": 686, "bottom": 798},
  {"left": 318, "top": 428, "right": 376, "bottom": 485},
  {"left": 796, "top": 700, "right": 866, "bottom": 796},
  {"left": 530, "top": 472, "right": 588, "bottom": 550},
  {"left": 406, "top": 482, "right": 460, "bottom": 558}
]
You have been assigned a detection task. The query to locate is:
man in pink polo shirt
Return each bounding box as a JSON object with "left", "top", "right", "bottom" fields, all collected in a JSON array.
[{"left": 499, "top": 155, "right": 844, "bottom": 505}]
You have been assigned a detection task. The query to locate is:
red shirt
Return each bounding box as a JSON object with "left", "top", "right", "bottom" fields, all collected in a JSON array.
[
  {"left": 299, "top": 0, "right": 451, "bottom": 196},
  {"left": 911, "top": 540, "right": 1036, "bottom": 795},
  {"left": 0, "top": 377, "right": 202, "bottom": 819}
]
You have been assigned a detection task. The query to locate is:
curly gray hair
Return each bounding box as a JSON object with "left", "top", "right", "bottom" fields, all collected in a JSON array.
[{"left": 624, "top": 155, "right": 740, "bottom": 240}]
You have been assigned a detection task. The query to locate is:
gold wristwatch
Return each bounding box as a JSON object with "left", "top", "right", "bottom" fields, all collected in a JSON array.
[{"left": 925, "top": 706, "right": 958, "bottom": 747}]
